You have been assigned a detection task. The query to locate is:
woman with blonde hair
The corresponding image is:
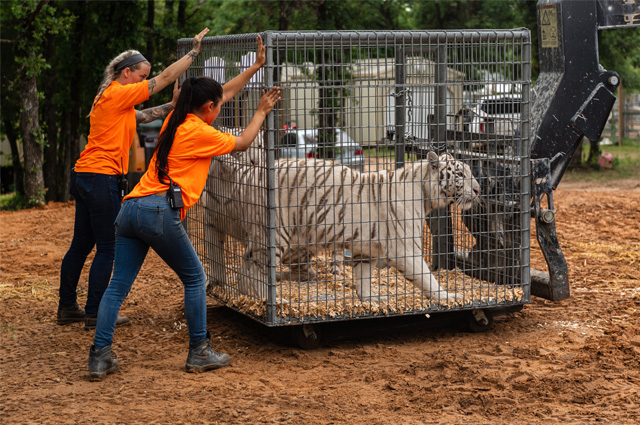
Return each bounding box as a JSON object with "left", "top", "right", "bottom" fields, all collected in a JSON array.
[{"left": 57, "top": 28, "right": 229, "bottom": 330}]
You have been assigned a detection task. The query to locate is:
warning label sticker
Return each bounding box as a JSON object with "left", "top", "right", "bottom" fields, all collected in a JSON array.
[{"left": 540, "top": 5, "right": 559, "bottom": 48}]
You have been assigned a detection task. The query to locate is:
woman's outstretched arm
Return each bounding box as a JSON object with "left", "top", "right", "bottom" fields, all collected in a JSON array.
[
  {"left": 147, "top": 28, "right": 209, "bottom": 97},
  {"left": 220, "top": 35, "right": 266, "bottom": 105}
]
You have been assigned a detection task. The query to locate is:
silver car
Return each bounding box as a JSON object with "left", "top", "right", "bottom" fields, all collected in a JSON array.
[{"left": 278, "top": 128, "right": 365, "bottom": 172}]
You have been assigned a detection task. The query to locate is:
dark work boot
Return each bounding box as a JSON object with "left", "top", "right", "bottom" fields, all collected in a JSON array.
[
  {"left": 186, "top": 333, "right": 230, "bottom": 373},
  {"left": 88, "top": 345, "right": 118, "bottom": 381},
  {"left": 84, "top": 315, "right": 130, "bottom": 331},
  {"left": 57, "top": 302, "right": 85, "bottom": 325}
]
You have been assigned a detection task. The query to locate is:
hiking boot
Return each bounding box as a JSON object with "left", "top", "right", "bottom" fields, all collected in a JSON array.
[
  {"left": 88, "top": 345, "right": 118, "bottom": 381},
  {"left": 84, "top": 315, "right": 130, "bottom": 331},
  {"left": 57, "top": 302, "right": 85, "bottom": 325},
  {"left": 186, "top": 333, "right": 230, "bottom": 373}
]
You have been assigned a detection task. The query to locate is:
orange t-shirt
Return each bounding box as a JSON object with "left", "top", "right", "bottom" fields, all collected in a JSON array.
[
  {"left": 74, "top": 80, "right": 150, "bottom": 175},
  {"left": 125, "top": 112, "right": 236, "bottom": 220}
]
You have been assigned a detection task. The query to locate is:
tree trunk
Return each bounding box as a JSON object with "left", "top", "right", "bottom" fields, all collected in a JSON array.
[
  {"left": 43, "top": 35, "right": 60, "bottom": 202},
  {"left": 617, "top": 81, "right": 625, "bottom": 145},
  {"left": 586, "top": 137, "right": 602, "bottom": 169},
  {"left": 2, "top": 116, "right": 24, "bottom": 194},
  {"left": 163, "top": 1, "right": 176, "bottom": 61},
  {"left": 279, "top": 0, "right": 292, "bottom": 31},
  {"left": 568, "top": 136, "right": 585, "bottom": 169},
  {"left": 177, "top": 0, "right": 186, "bottom": 30},
  {"left": 66, "top": 73, "right": 82, "bottom": 203},
  {"left": 61, "top": 0, "right": 87, "bottom": 202},
  {"left": 145, "top": 0, "right": 155, "bottom": 67},
  {"left": 60, "top": 111, "right": 72, "bottom": 202},
  {"left": 20, "top": 74, "right": 46, "bottom": 206}
]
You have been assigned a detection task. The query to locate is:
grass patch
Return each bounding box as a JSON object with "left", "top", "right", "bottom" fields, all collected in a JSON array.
[
  {"left": 363, "top": 146, "right": 430, "bottom": 162},
  {"left": 0, "top": 192, "right": 27, "bottom": 211},
  {"left": 364, "top": 145, "right": 395, "bottom": 158},
  {"left": 563, "top": 138, "right": 640, "bottom": 183}
]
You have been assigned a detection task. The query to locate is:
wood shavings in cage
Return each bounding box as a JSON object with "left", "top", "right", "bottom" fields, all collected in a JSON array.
[{"left": 207, "top": 253, "right": 525, "bottom": 320}]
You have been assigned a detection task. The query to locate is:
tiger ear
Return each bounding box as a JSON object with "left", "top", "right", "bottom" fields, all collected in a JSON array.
[
  {"left": 427, "top": 151, "right": 439, "bottom": 170},
  {"left": 439, "top": 152, "right": 454, "bottom": 162}
]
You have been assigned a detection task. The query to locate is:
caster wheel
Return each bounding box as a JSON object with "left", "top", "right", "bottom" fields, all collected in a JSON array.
[
  {"left": 293, "top": 324, "right": 322, "bottom": 349},
  {"left": 468, "top": 309, "right": 494, "bottom": 333}
]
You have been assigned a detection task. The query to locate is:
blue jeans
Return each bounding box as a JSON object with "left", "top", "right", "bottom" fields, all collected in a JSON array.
[
  {"left": 93, "top": 195, "right": 207, "bottom": 349},
  {"left": 59, "top": 171, "right": 120, "bottom": 316}
]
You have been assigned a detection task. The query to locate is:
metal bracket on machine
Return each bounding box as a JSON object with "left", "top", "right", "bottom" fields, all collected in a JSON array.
[{"left": 531, "top": 158, "right": 570, "bottom": 301}]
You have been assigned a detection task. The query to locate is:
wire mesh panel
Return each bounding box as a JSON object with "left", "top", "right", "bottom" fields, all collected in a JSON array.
[{"left": 179, "top": 29, "right": 531, "bottom": 326}]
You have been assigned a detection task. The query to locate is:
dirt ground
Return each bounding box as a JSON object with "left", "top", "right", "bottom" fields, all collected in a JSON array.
[{"left": 1, "top": 175, "right": 639, "bottom": 424}]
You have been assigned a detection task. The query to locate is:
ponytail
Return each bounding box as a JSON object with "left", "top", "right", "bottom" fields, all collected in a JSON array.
[
  {"left": 154, "top": 76, "right": 223, "bottom": 184},
  {"left": 88, "top": 50, "right": 150, "bottom": 117}
]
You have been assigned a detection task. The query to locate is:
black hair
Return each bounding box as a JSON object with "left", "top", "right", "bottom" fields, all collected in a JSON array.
[{"left": 155, "top": 76, "right": 223, "bottom": 183}]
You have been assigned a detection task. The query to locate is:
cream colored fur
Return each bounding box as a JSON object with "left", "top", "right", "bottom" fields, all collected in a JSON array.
[{"left": 236, "top": 151, "right": 480, "bottom": 302}]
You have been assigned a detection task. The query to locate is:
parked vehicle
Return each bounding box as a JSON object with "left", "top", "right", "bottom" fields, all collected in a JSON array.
[
  {"left": 128, "top": 119, "right": 163, "bottom": 190},
  {"left": 278, "top": 128, "right": 365, "bottom": 171},
  {"left": 137, "top": 119, "right": 164, "bottom": 168},
  {"left": 454, "top": 94, "right": 522, "bottom": 137}
]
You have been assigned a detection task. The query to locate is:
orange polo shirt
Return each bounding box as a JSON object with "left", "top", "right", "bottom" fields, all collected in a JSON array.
[
  {"left": 74, "top": 80, "right": 149, "bottom": 175},
  {"left": 125, "top": 112, "right": 236, "bottom": 220}
]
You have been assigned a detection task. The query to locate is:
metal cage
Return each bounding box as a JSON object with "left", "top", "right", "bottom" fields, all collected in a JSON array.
[{"left": 179, "top": 29, "right": 531, "bottom": 327}]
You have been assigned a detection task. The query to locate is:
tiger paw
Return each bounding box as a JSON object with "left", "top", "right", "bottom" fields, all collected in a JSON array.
[
  {"left": 359, "top": 294, "right": 388, "bottom": 304},
  {"left": 329, "top": 264, "right": 343, "bottom": 276}
]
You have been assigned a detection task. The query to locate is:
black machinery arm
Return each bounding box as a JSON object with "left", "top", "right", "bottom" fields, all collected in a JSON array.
[
  {"left": 529, "top": 0, "right": 639, "bottom": 300},
  {"left": 597, "top": 0, "right": 640, "bottom": 28},
  {"left": 530, "top": 0, "right": 640, "bottom": 188}
]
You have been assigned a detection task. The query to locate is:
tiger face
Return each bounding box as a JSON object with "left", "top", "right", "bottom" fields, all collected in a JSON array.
[
  {"left": 215, "top": 125, "right": 264, "bottom": 166},
  {"left": 435, "top": 152, "right": 480, "bottom": 211}
]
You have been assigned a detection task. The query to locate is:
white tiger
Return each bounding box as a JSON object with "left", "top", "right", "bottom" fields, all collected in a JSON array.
[
  {"left": 236, "top": 151, "right": 480, "bottom": 303},
  {"left": 202, "top": 129, "right": 341, "bottom": 291}
]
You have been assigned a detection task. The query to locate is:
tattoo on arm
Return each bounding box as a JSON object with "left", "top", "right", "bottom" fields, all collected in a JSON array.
[
  {"left": 136, "top": 103, "right": 174, "bottom": 124},
  {"left": 187, "top": 50, "right": 197, "bottom": 60},
  {"left": 148, "top": 78, "right": 157, "bottom": 95}
]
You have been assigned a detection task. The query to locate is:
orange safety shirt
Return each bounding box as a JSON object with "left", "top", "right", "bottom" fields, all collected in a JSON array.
[
  {"left": 125, "top": 112, "right": 236, "bottom": 220},
  {"left": 74, "top": 80, "right": 150, "bottom": 175}
]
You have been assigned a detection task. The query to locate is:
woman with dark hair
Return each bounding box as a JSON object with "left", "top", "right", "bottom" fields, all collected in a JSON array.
[
  {"left": 87, "top": 75, "right": 281, "bottom": 381},
  {"left": 58, "top": 28, "right": 213, "bottom": 330}
]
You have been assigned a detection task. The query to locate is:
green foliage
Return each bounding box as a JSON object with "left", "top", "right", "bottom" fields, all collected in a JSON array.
[
  {"left": 28, "top": 187, "right": 48, "bottom": 207},
  {"left": 566, "top": 138, "right": 640, "bottom": 182},
  {"left": 599, "top": 27, "right": 640, "bottom": 92},
  {"left": 402, "top": 0, "right": 534, "bottom": 30},
  {"left": 204, "top": 0, "right": 410, "bottom": 34},
  {"left": 0, "top": 192, "right": 27, "bottom": 211},
  {"left": 7, "top": 1, "right": 74, "bottom": 78},
  {"left": 1, "top": 0, "right": 638, "bottom": 206}
]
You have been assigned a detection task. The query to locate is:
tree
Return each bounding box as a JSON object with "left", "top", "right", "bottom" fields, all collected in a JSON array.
[
  {"left": 2, "top": 0, "right": 215, "bottom": 204},
  {"left": 2, "top": 1, "right": 74, "bottom": 206},
  {"left": 580, "top": 26, "right": 640, "bottom": 168},
  {"left": 2, "top": 0, "right": 636, "bottom": 205},
  {"left": 599, "top": 27, "right": 640, "bottom": 92},
  {"left": 0, "top": 38, "right": 24, "bottom": 195}
]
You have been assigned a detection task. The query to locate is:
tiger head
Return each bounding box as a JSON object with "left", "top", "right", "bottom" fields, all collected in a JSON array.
[
  {"left": 215, "top": 125, "right": 264, "bottom": 166},
  {"left": 427, "top": 151, "right": 480, "bottom": 211}
]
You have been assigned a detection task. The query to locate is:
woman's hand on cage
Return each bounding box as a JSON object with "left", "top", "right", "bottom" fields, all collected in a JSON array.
[
  {"left": 170, "top": 80, "right": 181, "bottom": 108},
  {"left": 192, "top": 28, "right": 210, "bottom": 56},
  {"left": 233, "top": 87, "right": 281, "bottom": 151},
  {"left": 254, "top": 35, "right": 266, "bottom": 68},
  {"left": 258, "top": 87, "right": 281, "bottom": 115}
]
